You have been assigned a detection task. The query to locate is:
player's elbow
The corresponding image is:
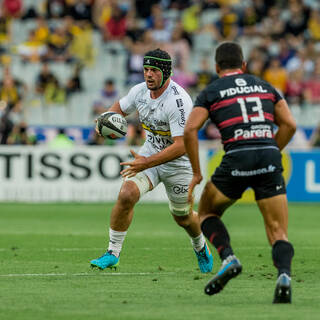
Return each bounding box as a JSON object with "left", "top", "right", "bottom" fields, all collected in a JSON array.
[{"left": 287, "top": 119, "right": 297, "bottom": 136}]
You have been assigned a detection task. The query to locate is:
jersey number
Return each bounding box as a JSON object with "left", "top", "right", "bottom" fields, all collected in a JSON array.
[{"left": 237, "top": 97, "right": 265, "bottom": 123}]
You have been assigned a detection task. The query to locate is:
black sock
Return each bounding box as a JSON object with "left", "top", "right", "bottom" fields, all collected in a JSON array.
[
  {"left": 201, "top": 216, "right": 234, "bottom": 261},
  {"left": 272, "top": 240, "right": 294, "bottom": 277}
]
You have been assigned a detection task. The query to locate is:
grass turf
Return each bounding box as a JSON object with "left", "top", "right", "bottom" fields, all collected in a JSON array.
[{"left": 0, "top": 203, "right": 319, "bottom": 320}]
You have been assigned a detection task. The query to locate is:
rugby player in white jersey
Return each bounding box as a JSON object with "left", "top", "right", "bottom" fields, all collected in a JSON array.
[{"left": 90, "top": 48, "right": 213, "bottom": 273}]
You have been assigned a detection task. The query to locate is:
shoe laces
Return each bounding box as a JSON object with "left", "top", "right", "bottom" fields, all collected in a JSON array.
[{"left": 97, "top": 250, "right": 114, "bottom": 259}]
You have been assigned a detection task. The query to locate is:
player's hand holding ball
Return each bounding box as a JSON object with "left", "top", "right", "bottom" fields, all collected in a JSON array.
[{"left": 96, "top": 111, "right": 127, "bottom": 139}]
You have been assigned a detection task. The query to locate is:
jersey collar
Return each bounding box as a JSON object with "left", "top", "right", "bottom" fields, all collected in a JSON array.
[{"left": 221, "top": 70, "right": 244, "bottom": 77}]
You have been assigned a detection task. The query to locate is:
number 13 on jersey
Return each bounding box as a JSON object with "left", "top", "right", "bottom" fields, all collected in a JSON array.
[{"left": 237, "top": 97, "right": 265, "bottom": 123}]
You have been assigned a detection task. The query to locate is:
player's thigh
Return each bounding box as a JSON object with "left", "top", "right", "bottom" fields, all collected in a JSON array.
[
  {"left": 125, "top": 166, "right": 160, "bottom": 198},
  {"left": 161, "top": 167, "right": 192, "bottom": 216},
  {"left": 257, "top": 194, "right": 289, "bottom": 237},
  {"left": 198, "top": 181, "right": 235, "bottom": 220}
]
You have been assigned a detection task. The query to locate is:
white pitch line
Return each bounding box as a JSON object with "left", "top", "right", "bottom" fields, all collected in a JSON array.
[{"left": 0, "top": 272, "right": 174, "bottom": 278}]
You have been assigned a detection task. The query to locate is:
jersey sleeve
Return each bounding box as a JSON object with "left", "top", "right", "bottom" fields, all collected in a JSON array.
[
  {"left": 119, "top": 84, "right": 142, "bottom": 115},
  {"left": 168, "top": 96, "right": 192, "bottom": 137},
  {"left": 272, "top": 87, "right": 285, "bottom": 104},
  {"left": 194, "top": 88, "right": 211, "bottom": 110}
]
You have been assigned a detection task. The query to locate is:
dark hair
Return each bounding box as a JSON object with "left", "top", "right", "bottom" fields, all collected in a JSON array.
[
  {"left": 143, "top": 48, "right": 172, "bottom": 87},
  {"left": 215, "top": 42, "right": 244, "bottom": 70}
]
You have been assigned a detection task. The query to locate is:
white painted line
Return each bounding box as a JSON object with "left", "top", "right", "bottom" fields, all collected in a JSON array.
[{"left": 0, "top": 272, "right": 174, "bottom": 278}]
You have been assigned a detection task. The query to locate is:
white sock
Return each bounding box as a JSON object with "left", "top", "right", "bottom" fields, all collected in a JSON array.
[
  {"left": 191, "top": 233, "right": 206, "bottom": 252},
  {"left": 108, "top": 228, "right": 127, "bottom": 258}
]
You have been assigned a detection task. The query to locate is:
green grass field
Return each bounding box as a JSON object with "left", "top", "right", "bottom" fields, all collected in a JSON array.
[{"left": 0, "top": 203, "right": 319, "bottom": 320}]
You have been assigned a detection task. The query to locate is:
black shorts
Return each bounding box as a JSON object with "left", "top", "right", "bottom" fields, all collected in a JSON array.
[{"left": 211, "top": 147, "right": 286, "bottom": 200}]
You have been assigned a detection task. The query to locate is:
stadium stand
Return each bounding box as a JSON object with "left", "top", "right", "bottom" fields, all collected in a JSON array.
[{"left": 0, "top": 0, "right": 320, "bottom": 147}]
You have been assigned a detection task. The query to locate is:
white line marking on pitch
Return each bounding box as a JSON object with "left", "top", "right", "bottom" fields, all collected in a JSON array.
[{"left": 0, "top": 272, "right": 174, "bottom": 278}]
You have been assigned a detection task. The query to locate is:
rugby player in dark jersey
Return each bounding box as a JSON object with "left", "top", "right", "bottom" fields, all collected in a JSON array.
[{"left": 184, "top": 42, "right": 296, "bottom": 303}]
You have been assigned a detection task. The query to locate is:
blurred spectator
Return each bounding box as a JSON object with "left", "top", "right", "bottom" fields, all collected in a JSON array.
[
  {"left": 285, "top": 68, "right": 304, "bottom": 106},
  {"left": 192, "top": 56, "right": 218, "bottom": 92},
  {"left": 33, "top": 16, "right": 50, "bottom": 45},
  {"left": 2, "top": 0, "right": 22, "bottom": 18},
  {"left": 68, "top": 19, "right": 94, "bottom": 65},
  {"left": 263, "top": 57, "right": 288, "bottom": 94},
  {"left": 49, "top": 128, "right": 74, "bottom": 148},
  {"left": 308, "top": 8, "right": 320, "bottom": 41},
  {"left": 0, "top": 67, "right": 25, "bottom": 105},
  {"left": 46, "top": 26, "right": 73, "bottom": 63},
  {"left": 261, "top": 6, "right": 285, "bottom": 40},
  {"left": 7, "top": 121, "right": 37, "bottom": 145},
  {"left": 181, "top": 3, "right": 201, "bottom": 34},
  {"left": 215, "top": 5, "right": 239, "bottom": 41},
  {"left": 66, "top": 63, "right": 83, "bottom": 96},
  {"left": 125, "top": 30, "right": 155, "bottom": 86},
  {"left": 0, "top": 7, "right": 11, "bottom": 47},
  {"left": 66, "top": 0, "right": 93, "bottom": 23},
  {"left": 45, "top": 0, "right": 67, "bottom": 19},
  {"left": 92, "top": 79, "right": 119, "bottom": 117},
  {"left": 135, "top": 0, "right": 159, "bottom": 19},
  {"left": 0, "top": 101, "right": 13, "bottom": 144},
  {"left": 239, "top": 6, "right": 259, "bottom": 36},
  {"left": 149, "top": 15, "right": 171, "bottom": 43},
  {"left": 102, "top": 4, "right": 127, "bottom": 42},
  {"left": 17, "top": 30, "right": 48, "bottom": 63},
  {"left": 44, "top": 78, "right": 66, "bottom": 104},
  {"left": 303, "top": 57, "right": 320, "bottom": 105},
  {"left": 284, "top": 0, "right": 310, "bottom": 39},
  {"left": 35, "top": 63, "right": 58, "bottom": 95},
  {"left": 286, "top": 47, "right": 314, "bottom": 76},
  {"left": 164, "top": 22, "right": 191, "bottom": 73}
]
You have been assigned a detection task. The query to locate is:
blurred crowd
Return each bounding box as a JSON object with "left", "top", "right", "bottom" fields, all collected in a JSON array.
[{"left": 0, "top": 0, "right": 320, "bottom": 148}]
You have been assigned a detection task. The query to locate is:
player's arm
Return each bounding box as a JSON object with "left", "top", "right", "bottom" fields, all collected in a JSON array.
[
  {"left": 274, "top": 99, "right": 296, "bottom": 151},
  {"left": 120, "top": 136, "right": 185, "bottom": 178},
  {"left": 108, "top": 101, "right": 128, "bottom": 117},
  {"left": 184, "top": 107, "right": 209, "bottom": 202}
]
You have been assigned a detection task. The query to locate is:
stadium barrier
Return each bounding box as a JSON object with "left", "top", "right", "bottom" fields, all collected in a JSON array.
[{"left": 0, "top": 146, "right": 319, "bottom": 202}]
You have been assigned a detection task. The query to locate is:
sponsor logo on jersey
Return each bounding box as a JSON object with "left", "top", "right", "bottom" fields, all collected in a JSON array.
[
  {"left": 178, "top": 108, "right": 186, "bottom": 127},
  {"left": 235, "top": 78, "right": 247, "bottom": 86},
  {"left": 234, "top": 124, "right": 272, "bottom": 140},
  {"left": 173, "top": 184, "right": 188, "bottom": 194},
  {"left": 153, "top": 119, "right": 168, "bottom": 126},
  {"left": 172, "top": 86, "right": 180, "bottom": 95},
  {"left": 219, "top": 85, "right": 267, "bottom": 98},
  {"left": 176, "top": 98, "right": 184, "bottom": 108},
  {"left": 231, "top": 165, "right": 276, "bottom": 176},
  {"left": 147, "top": 134, "right": 172, "bottom": 150}
]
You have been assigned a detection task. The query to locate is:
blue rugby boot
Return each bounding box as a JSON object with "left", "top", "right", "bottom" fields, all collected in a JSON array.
[
  {"left": 194, "top": 243, "right": 213, "bottom": 273},
  {"left": 204, "top": 255, "right": 242, "bottom": 295},
  {"left": 273, "top": 273, "right": 292, "bottom": 304},
  {"left": 90, "top": 250, "right": 119, "bottom": 270}
]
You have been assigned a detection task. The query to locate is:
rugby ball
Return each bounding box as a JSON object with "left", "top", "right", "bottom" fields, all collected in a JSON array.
[{"left": 97, "top": 112, "right": 127, "bottom": 139}]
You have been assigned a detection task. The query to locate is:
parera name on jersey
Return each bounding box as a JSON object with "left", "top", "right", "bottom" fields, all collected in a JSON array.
[
  {"left": 234, "top": 124, "right": 273, "bottom": 140},
  {"left": 220, "top": 85, "right": 267, "bottom": 98}
]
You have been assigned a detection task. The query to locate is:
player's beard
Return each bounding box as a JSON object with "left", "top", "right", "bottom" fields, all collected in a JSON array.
[{"left": 146, "top": 79, "right": 160, "bottom": 91}]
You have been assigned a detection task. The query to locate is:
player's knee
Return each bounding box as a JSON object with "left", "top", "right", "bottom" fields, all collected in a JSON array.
[
  {"left": 169, "top": 200, "right": 190, "bottom": 217},
  {"left": 173, "top": 214, "right": 191, "bottom": 228},
  {"left": 118, "top": 186, "right": 139, "bottom": 207}
]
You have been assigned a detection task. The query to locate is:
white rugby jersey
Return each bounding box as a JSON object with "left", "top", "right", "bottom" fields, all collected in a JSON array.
[{"left": 119, "top": 80, "right": 192, "bottom": 166}]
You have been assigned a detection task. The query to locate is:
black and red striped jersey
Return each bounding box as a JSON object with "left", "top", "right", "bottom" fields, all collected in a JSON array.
[{"left": 194, "top": 71, "right": 283, "bottom": 152}]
